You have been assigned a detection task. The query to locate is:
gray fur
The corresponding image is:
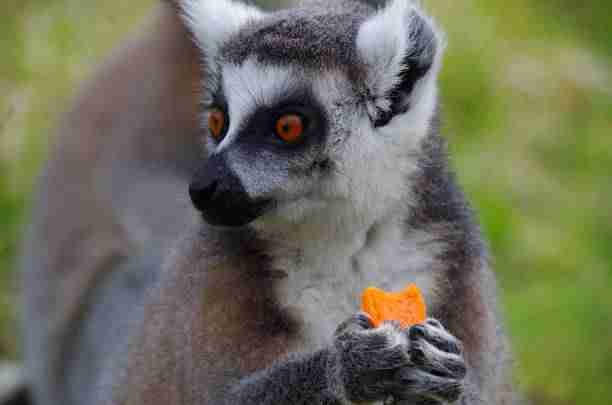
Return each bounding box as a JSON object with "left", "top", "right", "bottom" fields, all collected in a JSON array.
[
  {"left": 220, "top": 4, "right": 371, "bottom": 69},
  {"left": 20, "top": 1, "right": 517, "bottom": 405}
]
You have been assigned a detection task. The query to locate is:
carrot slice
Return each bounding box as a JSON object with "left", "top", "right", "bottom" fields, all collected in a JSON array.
[{"left": 361, "top": 284, "right": 427, "bottom": 328}]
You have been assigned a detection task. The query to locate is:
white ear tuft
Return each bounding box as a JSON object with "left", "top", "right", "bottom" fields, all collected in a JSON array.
[
  {"left": 357, "top": 0, "right": 413, "bottom": 98},
  {"left": 181, "top": 0, "right": 264, "bottom": 64},
  {"left": 356, "top": 0, "right": 445, "bottom": 127}
]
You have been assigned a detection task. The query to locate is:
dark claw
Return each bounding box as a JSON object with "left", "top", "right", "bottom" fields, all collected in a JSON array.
[
  {"left": 411, "top": 321, "right": 462, "bottom": 355},
  {"left": 409, "top": 325, "right": 426, "bottom": 341},
  {"left": 355, "top": 312, "right": 375, "bottom": 329}
]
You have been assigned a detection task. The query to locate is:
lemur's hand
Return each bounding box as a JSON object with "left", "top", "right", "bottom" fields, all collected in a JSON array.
[{"left": 332, "top": 314, "right": 466, "bottom": 404}]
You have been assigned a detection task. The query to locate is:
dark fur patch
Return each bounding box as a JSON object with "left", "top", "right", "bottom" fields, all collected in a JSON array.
[
  {"left": 407, "top": 113, "right": 482, "bottom": 248},
  {"left": 212, "top": 228, "right": 302, "bottom": 340},
  {"left": 221, "top": 5, "right": 371, "bottom": 71},
  {"left": 408, "top": 119, "right": 486, "bottom": 267},
  {"left": 243, "top": 266, "right": 301, "bottom": 338},
  {"left": 229, "top": 87, "right": 328, "bottom": 153}
]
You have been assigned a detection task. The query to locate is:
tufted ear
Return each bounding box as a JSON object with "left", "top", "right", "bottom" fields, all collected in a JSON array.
[
  {"left": 179, "top": 0, "right": 264, "bottom": 71},
  {"left": 356, "top": 0, "right": 444, "bottom": 127}
]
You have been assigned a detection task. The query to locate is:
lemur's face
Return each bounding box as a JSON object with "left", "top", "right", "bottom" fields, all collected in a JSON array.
[{"left": 185, "top": 0, "right": 443, "bottom": 228}]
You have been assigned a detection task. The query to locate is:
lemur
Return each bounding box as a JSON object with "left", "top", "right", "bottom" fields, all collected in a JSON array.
[{"left": 20, "top": 0, "right": 516, "bottom": 404}]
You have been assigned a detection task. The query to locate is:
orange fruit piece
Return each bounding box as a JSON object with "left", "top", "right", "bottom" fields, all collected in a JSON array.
[{"left": 361, "top": 284, "right": 427, "bottom": 328}]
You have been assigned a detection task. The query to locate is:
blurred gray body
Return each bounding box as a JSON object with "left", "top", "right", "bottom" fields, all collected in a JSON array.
[
  {"left": 20, "top": 1, "right": 516, "bottom": 405},
  {"left": 21, "top": 6, "right": 203, "bottom": 404}
]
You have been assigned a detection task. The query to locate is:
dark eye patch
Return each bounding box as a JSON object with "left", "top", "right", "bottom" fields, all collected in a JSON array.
[{"left": 232, "top": 88, "right": 328, "bottom": 154}]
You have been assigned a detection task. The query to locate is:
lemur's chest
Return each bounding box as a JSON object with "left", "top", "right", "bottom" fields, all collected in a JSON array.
[{"left": 274, "top": 225, "right": 443, "bottom": 351}]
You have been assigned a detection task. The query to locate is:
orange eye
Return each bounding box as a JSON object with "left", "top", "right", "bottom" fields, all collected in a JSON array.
[
  {"left": 208, "top": 109, "right": 226, "bottom": 140},
  {"left": 275, "top": 114, "right": 304, "bottom": 143}
]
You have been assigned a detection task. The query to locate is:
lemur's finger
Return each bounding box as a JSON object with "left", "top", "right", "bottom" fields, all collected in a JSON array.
[
  {"left": 339, "top": 323, "right": 411, "bottom": 370},
  {"left": 407, "top": 322, "right": 463, "bottom": 355},
  {"left": 424, "top": 319, "right": 444, "bottom": 329},
  {"left": 410, "top": 339, "right": 467, "bottom": 379},
  {"left": 393, "top": 368, "right": 463, "bottom": 402},
  {"left": 334, "top": 312, "right": 374, "bottom": 337}
]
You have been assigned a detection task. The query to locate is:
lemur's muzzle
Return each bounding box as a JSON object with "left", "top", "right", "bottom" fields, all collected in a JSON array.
[{"left": 189, "top": 154, "right": 269, "bottom": 227}]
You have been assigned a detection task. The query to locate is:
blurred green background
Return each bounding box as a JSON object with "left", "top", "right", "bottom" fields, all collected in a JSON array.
[{"left": 0, "top": 0, "right": 610, "bottom": 404}]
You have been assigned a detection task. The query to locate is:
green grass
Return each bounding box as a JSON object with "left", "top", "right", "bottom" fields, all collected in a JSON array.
[{"left": 1, "top": 1, "right": 611, "bottom": 404}]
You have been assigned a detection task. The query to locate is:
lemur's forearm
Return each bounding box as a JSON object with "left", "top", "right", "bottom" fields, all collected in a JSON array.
[{"left": 227, "top": 349, "right": 343, "bottom": 405}]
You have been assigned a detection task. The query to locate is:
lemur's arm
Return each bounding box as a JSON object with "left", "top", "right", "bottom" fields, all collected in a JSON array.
[
  {"left": 228, "top": 350, "right": 340, "bottom": 404},
  {"left": 228, "top": 315, "right": 468, "bottom": 405}
]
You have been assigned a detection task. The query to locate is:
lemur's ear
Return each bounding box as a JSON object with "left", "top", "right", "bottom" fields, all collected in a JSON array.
[
  {"left": 179, "top": 0, "right": 264, "bottom": 69},
  {"left": 356, "top": 0, "right": 445, "bottom": 127}
]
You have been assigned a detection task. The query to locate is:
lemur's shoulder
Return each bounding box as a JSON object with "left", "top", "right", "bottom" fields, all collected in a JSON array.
[{"left": 408, "top": 118, "right": 486, "bottom": 265}]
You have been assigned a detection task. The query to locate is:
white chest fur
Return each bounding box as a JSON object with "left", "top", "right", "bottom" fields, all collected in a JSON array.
[{"left": 271, "top": 219, "right": 444, "bottom": 351}]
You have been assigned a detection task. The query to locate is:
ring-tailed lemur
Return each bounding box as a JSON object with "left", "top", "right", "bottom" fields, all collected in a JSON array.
[
  {"left": 21, "top": 1, "right": 516, "bottom": 405},
  {"left": 110, "top": 0, "right": 515, "bottom": 404}
]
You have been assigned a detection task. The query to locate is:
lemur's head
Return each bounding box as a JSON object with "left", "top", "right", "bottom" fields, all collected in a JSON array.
[{"left": 184, "top": 0, "right": 444, "bottom": 228}]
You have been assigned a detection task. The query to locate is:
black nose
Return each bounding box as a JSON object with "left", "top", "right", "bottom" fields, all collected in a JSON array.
[
  {"left": 189, "top": 179, "right": 218, "bottom": 212},
  {"left": 188, "top": 154, "right": 269, "bottom": 227}
]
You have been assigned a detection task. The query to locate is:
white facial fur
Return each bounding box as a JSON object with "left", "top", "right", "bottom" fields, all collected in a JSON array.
[
  {"left": 209, "top": 60, "right": 313, "bottom": 200},
  {"left": 215, "top": 61, "right": 295, "bottom": 154},
  {"left": 207, "top": 53, "right": 439, "bottom": 232},
  {"left": 183, "top": 0, "right": 444, "bottom": 230},
  {"left": 182, "top": 0, "right": 445, "bottom": 246}
]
